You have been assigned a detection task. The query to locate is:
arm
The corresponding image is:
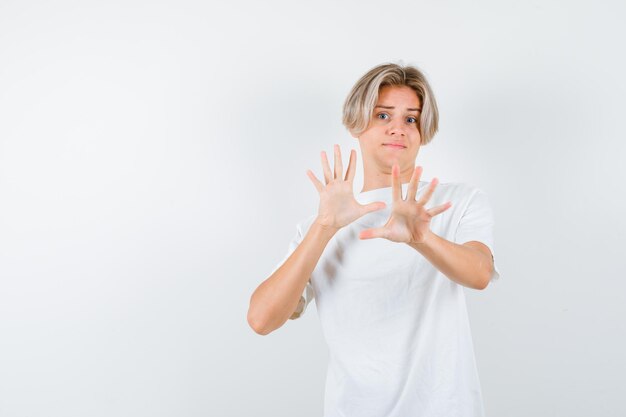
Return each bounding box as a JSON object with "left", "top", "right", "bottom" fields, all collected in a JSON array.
[
  {"left": 247, "top": 221, "right": 337, "bottom": 336},
  {"left": 359, "top": 164, "right": 496, "bottom": 290},
  {"left": 247, "top": 145, "right": 386, "bottom": 336},
  {"left": 408, "top": 231, "right": 495, "bottom": 290}
]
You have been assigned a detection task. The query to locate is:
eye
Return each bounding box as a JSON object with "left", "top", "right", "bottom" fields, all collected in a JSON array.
[
  {"left": 376, "top": 112, "right": 389, "bottom": 120},
  {"left": 407, "top": 116, "right": 417, "bottom": 123}
]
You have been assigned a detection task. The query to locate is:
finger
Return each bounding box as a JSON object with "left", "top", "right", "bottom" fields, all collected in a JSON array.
[
  {"left": 392, "top": 164, "right": 401, "bottom": 201},
  {"left": 417, "top": 177, "right": 438, "bottom": 205},
  {"left": 321, "top": 151, "right": 332, "bottom": 184},
  {"left": 334, "top": 144, "right": 343, "bottom": 180},
  {"left": 345, "top": 149, "right": 356, "bottom": 182},
  {"left": 359, "top": 227, "right": 387, "bottom": 240},
  {"left": 406, "top": 166, "right": 423, "bottom": 201},
  {"left": 306, "top": 169, "right": 323, "bottom": 193},
  {"left": 426, "top": 201, "right": 452, "bottom": 217},
  {"left": 359, "top": 201, "right": 387, "bottom": 216}
]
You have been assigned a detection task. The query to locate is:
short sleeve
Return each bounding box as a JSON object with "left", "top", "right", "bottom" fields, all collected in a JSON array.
[
  {"left": 454, "top": 188, "right": 501, "bottom": 281},
  {"left": 269, "top": 223, "right": 316, "bottom": 319}
]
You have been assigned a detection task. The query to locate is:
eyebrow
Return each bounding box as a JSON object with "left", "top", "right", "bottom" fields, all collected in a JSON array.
[{"left": 375, "top": 105, "right": 421, "bottom": 111}]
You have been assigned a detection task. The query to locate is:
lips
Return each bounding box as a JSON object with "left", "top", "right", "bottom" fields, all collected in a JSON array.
[{"left": 383, "top": 143, "right": 407, "bottom": 149}]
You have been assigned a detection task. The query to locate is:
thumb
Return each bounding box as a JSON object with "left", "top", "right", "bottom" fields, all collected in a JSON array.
[
  {"left": 359, "top": 227, "right": 386, "bottom": 240},
  {"left": 360, "top": 201, "right": 387, "bottom": 216}
]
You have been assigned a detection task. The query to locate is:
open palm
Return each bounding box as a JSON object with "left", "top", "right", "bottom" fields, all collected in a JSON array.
[
  {"left": 359, "top": 164, "right": 452, "bottom": 244},
  {"left": 307, "top": 144, "right": 387, "bottom": 231}
]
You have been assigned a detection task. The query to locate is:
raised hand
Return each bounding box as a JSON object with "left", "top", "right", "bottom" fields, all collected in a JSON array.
[
  {"left": 307, "top": 144, "right": 387, "bottom": 231},
  {"left": 359, "top": 164, "right": 452, "bottom": 244}
]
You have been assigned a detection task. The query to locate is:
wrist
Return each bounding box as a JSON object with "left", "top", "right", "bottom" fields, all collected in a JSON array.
[
  {"left": 312, "top": 218, "right": 340, "bottom": 236},
  {"left": 408, "top": 229, "right": 434, "bottom": 248}
]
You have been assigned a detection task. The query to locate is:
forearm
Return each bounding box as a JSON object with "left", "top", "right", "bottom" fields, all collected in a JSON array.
[
  {"left": 248, "top": 221, "right": 337, "bottom": 335},
  {"left": 408, "top": 230, "right": 492, "bottom": 290}
]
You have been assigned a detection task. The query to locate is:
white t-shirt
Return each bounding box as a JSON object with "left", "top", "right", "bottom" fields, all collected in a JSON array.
[{"left": 272, "top": 181, "right": 501, "bottom": 417}]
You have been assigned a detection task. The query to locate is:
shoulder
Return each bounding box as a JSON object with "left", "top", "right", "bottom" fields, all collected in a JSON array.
[
  {"left": 434, "top": 180, "right": 485, "bottom": 201},
  {"left": 434, "top": 181, "right": 494, "bottom": 218}
]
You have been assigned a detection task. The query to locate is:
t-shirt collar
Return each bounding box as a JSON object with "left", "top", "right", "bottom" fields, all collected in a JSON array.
[{"left": 356, "top": 182, "right": 426, "bottom": 204}]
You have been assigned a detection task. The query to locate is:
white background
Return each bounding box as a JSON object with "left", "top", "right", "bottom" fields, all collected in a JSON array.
[{"left": 1, "top": 1, "right": 625, "bottom": 416}]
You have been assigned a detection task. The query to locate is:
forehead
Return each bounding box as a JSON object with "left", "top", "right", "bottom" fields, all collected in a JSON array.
[{"left": 377, "top": 85, "right": 420, "bottom": 106}]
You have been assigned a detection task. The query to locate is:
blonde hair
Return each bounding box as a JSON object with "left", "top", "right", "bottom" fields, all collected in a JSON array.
[{"left": 342, "top": 62, "right": 439, "bottom": 145}]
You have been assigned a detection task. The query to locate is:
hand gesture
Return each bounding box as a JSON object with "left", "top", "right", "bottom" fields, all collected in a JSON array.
[
  {"left": 307, "top": 144, "right": 387, "bottom": 231},
  {"left": 359, "top": 164, "right": 452, "bottom": 244}
]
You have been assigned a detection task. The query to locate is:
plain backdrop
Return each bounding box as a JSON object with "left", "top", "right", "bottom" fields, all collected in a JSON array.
[{"left": 1, "top": 0, "right": 625, "bottom": 416}]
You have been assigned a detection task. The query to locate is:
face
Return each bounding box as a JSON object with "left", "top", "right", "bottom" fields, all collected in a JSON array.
[{"left": 354, "top": 85, "right": 422, "bottom": 181}]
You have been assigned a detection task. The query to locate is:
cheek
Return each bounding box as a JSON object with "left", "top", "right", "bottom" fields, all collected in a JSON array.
[
  {"left": 359, "top": 130, "right": 377, "bottom": 144},
  {"left": 365, "top": 126, "right": 385, "bottom": 139}
]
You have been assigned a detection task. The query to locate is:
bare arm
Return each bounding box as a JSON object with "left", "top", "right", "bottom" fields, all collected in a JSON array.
[
  {"left": 247, "top": 145, "right": 386, "bottom": 336},
  {"left": 358, "top": 164, "right": 495, "bottom": 290},
  {"left": 408, "top": 232, "right": 495, "bottom": 290},
  {"left": 247, "top": 221, "right": 337, "bottom": 335}
]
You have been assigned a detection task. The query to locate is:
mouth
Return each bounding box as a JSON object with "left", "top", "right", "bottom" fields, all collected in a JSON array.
[{"left": 383, "top": 143, "right": 407, "bottom": 149}]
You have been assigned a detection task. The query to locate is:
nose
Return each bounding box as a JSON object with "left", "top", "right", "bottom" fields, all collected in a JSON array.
[{"left": 386, "top": 118, "right": 406, "bottom": 136}]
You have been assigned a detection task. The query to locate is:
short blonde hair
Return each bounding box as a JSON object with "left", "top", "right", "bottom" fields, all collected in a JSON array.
[{"left": 342, "top": 62, "right": 439, "bottom": 145}]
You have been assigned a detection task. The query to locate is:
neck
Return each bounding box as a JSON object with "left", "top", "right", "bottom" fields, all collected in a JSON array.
[{"left": 360, "top": 161, "right": 416, "bottom": 193}]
